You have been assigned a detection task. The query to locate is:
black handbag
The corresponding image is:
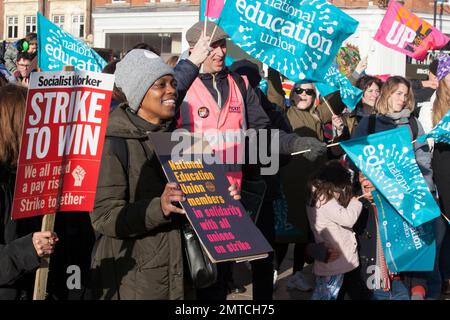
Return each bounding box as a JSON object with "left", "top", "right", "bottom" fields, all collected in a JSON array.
[{"left": 181, "top": 223, "right": 217, "bottom": 289}]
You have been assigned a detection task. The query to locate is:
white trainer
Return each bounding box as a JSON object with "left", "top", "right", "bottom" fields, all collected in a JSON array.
[
  {"left": 273, "top": 270, "right": 278, "bottom": 290},
  {"left": 286, "top": 271, "right": 313, "bottom": 292}
]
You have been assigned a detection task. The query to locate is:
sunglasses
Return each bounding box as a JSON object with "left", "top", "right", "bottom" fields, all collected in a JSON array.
[{"left": 294, "top": 88, "right": 315, "bottom": 96}]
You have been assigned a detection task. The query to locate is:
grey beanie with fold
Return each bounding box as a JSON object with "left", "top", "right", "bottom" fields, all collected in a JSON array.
[{"left": 114, "top": 49, "right": 174, "bottom": 112}]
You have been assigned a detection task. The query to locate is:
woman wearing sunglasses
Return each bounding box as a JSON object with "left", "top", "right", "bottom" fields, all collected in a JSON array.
[
  {"left": 275, "top": 83, "right": 347, "bottom": 292},
  {"left": 287, "top": 83, "right": 346, "bottom": 143}
]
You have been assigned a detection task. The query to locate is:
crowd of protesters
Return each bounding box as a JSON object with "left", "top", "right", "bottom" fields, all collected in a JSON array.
[{"left": 0, "top": 21, "right": 449, "bottom": 301}]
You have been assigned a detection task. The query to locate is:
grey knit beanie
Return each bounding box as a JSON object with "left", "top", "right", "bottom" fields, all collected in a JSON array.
[{"left": 115, "top": 49, "right": 174, "bottom": 112}]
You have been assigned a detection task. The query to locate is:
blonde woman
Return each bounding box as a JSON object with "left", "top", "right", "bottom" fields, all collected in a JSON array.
[
  {"left": 352, "top": 76, "right": 433, "bottom": 190},
  {"left": 352, "top": 76, "right": 433, "bottom": 299}
]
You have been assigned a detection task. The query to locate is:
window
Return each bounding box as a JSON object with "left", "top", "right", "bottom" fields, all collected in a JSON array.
[
  {"left": 105, "top": 33, "right": 182, "bottom": 60},
  {"left": 24, "top": 16, "right": 37, "bottom": 34},
  {"left": 53, "top": 15, "right": 65, "bottom": 29},
  {"left": 71, "top": 15, "right": 84, "bottom": 38},
  {"left": 7, "top": 16, "right": 18, "bottom": 38}
]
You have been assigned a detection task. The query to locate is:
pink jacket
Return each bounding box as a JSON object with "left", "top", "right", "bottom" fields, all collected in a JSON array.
[{"left": 307, "top": 197, "right": 362, "bottom": 276}]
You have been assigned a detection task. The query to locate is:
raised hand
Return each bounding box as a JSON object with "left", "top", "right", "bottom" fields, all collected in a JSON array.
[{"left": 188, "top": 34, "right": 212, "bottom": 67}]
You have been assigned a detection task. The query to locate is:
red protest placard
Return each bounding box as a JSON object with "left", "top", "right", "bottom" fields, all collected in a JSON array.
[{"left": 12, "top": 71, "right": 114, "bottom": 219}]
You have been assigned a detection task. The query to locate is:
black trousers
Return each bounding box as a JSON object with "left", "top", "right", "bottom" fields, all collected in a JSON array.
[
  {"left": 195, "top": 262, "right": 232, "bottom": 300},
  {"left": 274, "top": 243, "right": 307, "bottom": 273},
  {"left": 337, "top": 266, "right": 372, "bottom": 300},
  {"left": 250, "top": 201, "right": 275, "bottom": 300}
]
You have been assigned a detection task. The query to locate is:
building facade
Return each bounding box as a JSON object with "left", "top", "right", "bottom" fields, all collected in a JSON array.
[
  {"left": 333, "top": 0, "right": 450, "bottom": 76},
  {"left": 333, "top": 0, "right": 441, "bottom": 14},
  {"left": 92, "top": 0, "right": 199, "bottom": 60},
  {"left": 2, "top": 0, "right": 449, "bottom": 76},
  {"left": 91, "top": 0, "right": 450, "bottom": 75},
  {"left": 0, "top": 0, "right": 4, "bottom": 39},
  {"left": 2, "top": 0, "right": 88, "bottom": 41}
]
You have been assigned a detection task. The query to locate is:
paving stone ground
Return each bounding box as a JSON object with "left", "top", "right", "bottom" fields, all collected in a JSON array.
[
  {"left": 226, "top": 244, "right": 450, "bottom": 301},
  {"left": 227, "top": 244, "right": 313, "bottom": 300}
]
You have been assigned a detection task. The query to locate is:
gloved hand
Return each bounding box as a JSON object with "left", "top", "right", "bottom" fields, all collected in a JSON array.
[
  {"left": 292, "top": 136, "right": 327, "bottom": 161},
  {"left": 188, "top": 34, "right": 212, "bottom": 67}
]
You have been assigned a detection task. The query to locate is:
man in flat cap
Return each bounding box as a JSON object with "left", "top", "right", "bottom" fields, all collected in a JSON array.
[{"left": 178, "top": 21, "right": 327, "bottom": 301}]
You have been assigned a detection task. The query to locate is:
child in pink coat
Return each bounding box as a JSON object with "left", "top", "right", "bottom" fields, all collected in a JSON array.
[{"left": 306, "top": 160, "right": 363, "bottom": 300}]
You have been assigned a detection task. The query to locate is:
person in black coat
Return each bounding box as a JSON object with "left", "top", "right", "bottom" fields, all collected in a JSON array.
[
  {"left": 0, "top": 84, "right": 58, "bottom": 299},
  {"left": 411, "top": 59, "right": 439, "bottom": 116}
]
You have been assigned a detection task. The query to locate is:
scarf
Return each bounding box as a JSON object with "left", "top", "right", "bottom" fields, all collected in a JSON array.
[
  {"left": 385, "top": 108, "right": 412, "bottom": 124},
  {"left": 373, "top": 204, "right": 391, "bottom": 292}
]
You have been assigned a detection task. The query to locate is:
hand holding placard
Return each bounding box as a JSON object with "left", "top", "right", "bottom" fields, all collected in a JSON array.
[
  {"left": 150, "top": 132, "right": 273, "bottom": 263},
  {"left": 161, "top": 182, "right": 187, "bottom": 216}
]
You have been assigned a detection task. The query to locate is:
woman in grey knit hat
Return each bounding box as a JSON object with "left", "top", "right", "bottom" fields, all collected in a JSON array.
[
  {"left": 90, "top": 49, "right": 188, "bottom": 300},
  {"left": 90, "top": 49, "right": 239, "bottom": 300}
]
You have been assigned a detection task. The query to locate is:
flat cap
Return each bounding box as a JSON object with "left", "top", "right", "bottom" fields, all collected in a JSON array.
[{"left": 186, "top": 21, "right": 228, "bottom": 47}]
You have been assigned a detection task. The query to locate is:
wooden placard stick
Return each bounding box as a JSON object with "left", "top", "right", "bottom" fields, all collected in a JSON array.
[
  {"left": 33, "top": 65, "right": 74, "bottom": 300},
  {"left": 32, "top": 213, "right": 56, "bottom": 300}
]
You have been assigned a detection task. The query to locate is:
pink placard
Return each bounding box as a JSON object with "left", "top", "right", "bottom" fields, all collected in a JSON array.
[{"left": 374, "top": 1, "right": 450, "bottom": 61}]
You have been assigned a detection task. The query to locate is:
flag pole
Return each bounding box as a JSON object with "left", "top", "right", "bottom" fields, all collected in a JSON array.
[
  {"left": 209, "top": 24, "right": 219, "bottom": 47},
  {"left": 442, "top": 213, "right": 450, "bottom": 225},
  {"left": 322, "top": 96, "right": 336, "bottom": 116},
  {"left": 291, "top": 141, "right": 341, "bottom": 156},
  {"left": 208, "top": 16, "right": 221, "bottom": 47},
  {"left": 203, "top": 0, "right": 208, "bottom": 37},
  {"left": 357, "top": 192, "right": 372, "bottom": 200}
]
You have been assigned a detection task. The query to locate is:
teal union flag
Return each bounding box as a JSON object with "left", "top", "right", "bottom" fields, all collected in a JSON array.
[
  {"left": 340, "top": 127, "right": 441, "bottom": 227},
  {"left": 417, "top": 110, "right": 450, "bottom": 145},
  {"left": 315, "top": 63, "right": 363, "bottom": 111},
  {"left": 218, "top": 0, "right": 359, "bottom": 83},
  {"left": 37, "top": 12, "right": 106, "bottom": 72},
  {"left": 373, "top": 190, "right": 435, "bottom": 272}
]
